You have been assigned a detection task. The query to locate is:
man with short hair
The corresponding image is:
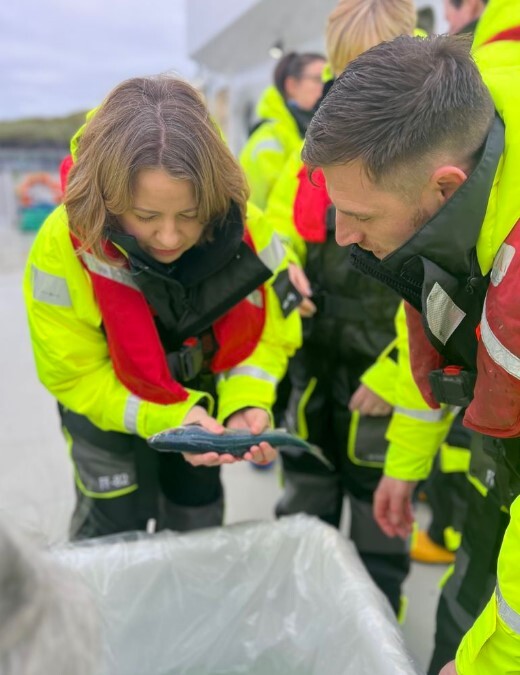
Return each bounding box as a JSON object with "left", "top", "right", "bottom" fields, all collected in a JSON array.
[{"left": 302, "top": 3, "right": 520, "bottom": 673}]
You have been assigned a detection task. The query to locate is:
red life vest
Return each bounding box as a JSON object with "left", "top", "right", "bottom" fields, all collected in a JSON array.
[
  {"left": 71, "top": 234, "right": 266, "bottom": 405},
  {"left": 406, "top": 219, "right": 520, "bottom": 438},
  {"left": 293, "top": 166, "right": 330, "bottom": 243},
  {"left": 63, "top": 152, "right": 266, "bottom": 406}
]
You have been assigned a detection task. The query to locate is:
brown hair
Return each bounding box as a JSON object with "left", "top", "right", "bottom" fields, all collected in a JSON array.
[
  {"left": 273, "top": 52, "right": 326, "bottom": 98},
  {"left": 303, "top": 35, "right": 495, "bottom": 191},
  {"left": 65, "top": 75, "right": 249, "bottom": 262},
  {"left": 326, "top": 0, "right": 416, "bottom": 76}
]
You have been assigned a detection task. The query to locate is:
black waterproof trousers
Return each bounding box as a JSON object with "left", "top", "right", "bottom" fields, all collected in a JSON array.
[{"left": 276, "top": 345, "right": 410, "bottom": 615}]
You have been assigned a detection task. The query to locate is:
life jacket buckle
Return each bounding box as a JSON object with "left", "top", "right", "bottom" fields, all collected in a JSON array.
[
  {"left": 429, "top": 367, "right": 476, "bottom": 407},
  {"left": 167, "top": 340, "right": 204, "bottom": 383}
]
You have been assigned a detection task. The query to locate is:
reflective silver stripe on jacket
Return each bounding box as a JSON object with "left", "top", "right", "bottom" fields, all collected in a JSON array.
[
  {"left": 250, "top": 138, "right": 283, "bottom": 159},
  {"left": 426, "top": 282, "right": 466, "bottom": 346},
  {"left": 81, "top": 252, "right": 139, "bottom": 290},
  {"left": 257, "top": 233, "right": 285, "bottom": 272},
  {"left": 394, "top": 405, "right": 448, "bottom": 422},
  {"left": 481, "top": 298, "right": 520, "bottom": 380},
  {"left": 124, "top": 394, "right": 141, "bottom": 434},
  {"left": 219, "top": 366, "right": 278, "bottom": 385},
  {"left": 31, "top": 265, "right": 72, "bottom": 306},
  {"left": 496, "top": 583, "right": 520, "bottom": 634}
]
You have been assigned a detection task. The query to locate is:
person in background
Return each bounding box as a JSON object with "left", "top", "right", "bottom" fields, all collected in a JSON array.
[
  {"left": 444, "top": 0, "right": 488, "bottom": 35},
  {"left": 240, "top": 51, "right": 325, "bottom": 450},
  {"left": 24, "top": 75, "right": 300, "bottom": 539},
  {"left": 0, "top": 522, "right": 99, "bottom": 675},
  {"left": 302, "top": 2, "right": 520, "bottom": 670},
  {"left": 240, "top": 51, "right": 325, "bottom": 210},
  {"left": 265, "top": 0, "right": 417, "bottom": 617}
]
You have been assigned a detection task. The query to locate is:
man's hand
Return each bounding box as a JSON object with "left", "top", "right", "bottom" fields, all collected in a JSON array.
[
  {"left": 439, "top": 661, "right": 457, "bottom": 675},
  {"left": 288, "top": 263, "right": 316, "bottom": 318},
  {"left": 226, "top": 407, "right": 277, "bottom": 465},
  {"left": 181, "top": 405, "right": 238, "bottom": 467},
  {"left": 349, "top": 384, "right": 393, "bottom": 416},
  {"left": 373, "top": 475, "right": 416, "bottom": 539}
]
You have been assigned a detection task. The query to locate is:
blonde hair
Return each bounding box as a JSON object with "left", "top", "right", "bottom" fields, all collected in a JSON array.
[
  {"left": 65, "top": 75, "right": 249, "bottom": 263},
  {"left": 326, "top": 0, "right": 416, "bottom": 76}
]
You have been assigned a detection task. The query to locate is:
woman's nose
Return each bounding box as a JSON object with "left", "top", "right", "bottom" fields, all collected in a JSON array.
[{"left": 156, "top": 220, "right": 181, "bottom": 248}]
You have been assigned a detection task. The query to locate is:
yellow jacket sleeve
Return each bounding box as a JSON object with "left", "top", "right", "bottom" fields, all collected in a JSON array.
[
  {"left": 239, "top": 86, "right": 303, "bottom": 211},
  {"left": 384, "top": 303, "right": 456, "bottom": 481},
  {"left": 456, "top": 495, "right": 520, "bottom": 674},
  {"left": 264, "top": 149, "right": 308, "bottom": 266},
  {"left": 216, "top": 203, "right": 302, "bottom": 422},
  {"left": 24, "top": 207, "right": 211, "bottom": 439},
  {"left": 240, "top": 123, "right": 288, "bottom": 211},
  {"left": 360, "top": 339, "right": 399, "bottom": 405}
]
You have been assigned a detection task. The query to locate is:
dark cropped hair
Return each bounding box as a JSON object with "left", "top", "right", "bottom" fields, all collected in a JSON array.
[
  {"left": 448, "top": 0, "right": 488, "bottom": 7},
  {"left": 303, "top": 35, "right": 494, "bottom": 190},
  {"left": 274, "top": 52, "right": 325, "bottom": 98}
]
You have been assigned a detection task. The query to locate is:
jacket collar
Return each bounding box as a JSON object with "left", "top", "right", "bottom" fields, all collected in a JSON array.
[{"left": 108, "top": 201, "right": 244, "bottom": 287}]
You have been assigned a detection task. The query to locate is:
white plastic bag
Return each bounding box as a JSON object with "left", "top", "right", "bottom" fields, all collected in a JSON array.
[{"left": 55, "top": 515, "right": 422, "bottom": 675}]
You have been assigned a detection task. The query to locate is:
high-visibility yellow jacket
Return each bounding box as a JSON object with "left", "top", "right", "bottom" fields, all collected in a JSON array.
[
  {"left": 456, "top": 495, "right": 520, "bottom": 674},
  {"left": 264, "top": 149, "right": 400, "bottom": 409},
  {"left": 383, "top": 304, "right": 462, "bottom": 481},
  {"left": 23, "top": 201, "right": 301, "bottom": 439},
  {"left": 239, "top": 86, "right": 303, "bottom": 210}
]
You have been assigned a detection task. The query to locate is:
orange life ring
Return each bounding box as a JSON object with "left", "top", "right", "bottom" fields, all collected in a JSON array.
[{"left": 17, "top": 172, "right": 62, "bottom": 208}]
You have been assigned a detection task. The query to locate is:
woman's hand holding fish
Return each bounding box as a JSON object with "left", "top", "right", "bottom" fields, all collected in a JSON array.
[
  {"left": 181, "top": 405, "right": 239, "bottom": 467},
  {"left": 226, "top": 408, "right": 277, "bottom": 465}
]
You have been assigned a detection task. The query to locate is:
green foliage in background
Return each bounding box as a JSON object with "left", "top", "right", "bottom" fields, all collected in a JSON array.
[{"left": 0, "top": 111, "right": 87, "bottom": 147}]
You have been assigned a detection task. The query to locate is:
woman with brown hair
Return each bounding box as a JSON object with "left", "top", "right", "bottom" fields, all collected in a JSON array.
[{"left": 23, "top": 75, "right": 300, "bottom": 539}]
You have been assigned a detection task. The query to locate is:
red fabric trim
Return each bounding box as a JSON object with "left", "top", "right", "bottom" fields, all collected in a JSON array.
[
  {"left": 484, "top": 27, "right": 520, "bottom": 45},
  {"left": 211, "top": 229, "right": 266, "bottom": 372},
  {"left": 293, "top": 167, "right": 330, "bottom": 243},
  {"left": 404, "top": 302, "right": 443, "bottom": 409},
  {"left": 464, "top": 220, "right": 520, "bottom": 437},
  {"left": 71, "top": 235, "right": 188, "bottom": 404},
  {"left": 71, "top": 231, "right": 265, "bottom": 403},
  {"left": 89, "top": 271, "right": 189, "bottom": 404},
  {"left": 60, "top": 155, "right": 74, "bottom": 194}
]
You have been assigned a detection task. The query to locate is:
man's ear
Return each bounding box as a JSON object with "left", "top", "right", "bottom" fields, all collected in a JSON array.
[{"left": 430, "top": 165, "right": 468, "bottom": 203}]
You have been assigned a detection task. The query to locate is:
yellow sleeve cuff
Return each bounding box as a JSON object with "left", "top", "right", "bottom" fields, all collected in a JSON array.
[
  {"left": 360, "top": 355, "right": 398, "bottom": 405},
  {"left": 136, "top": 390, "right": 214, "bottom": 437}
]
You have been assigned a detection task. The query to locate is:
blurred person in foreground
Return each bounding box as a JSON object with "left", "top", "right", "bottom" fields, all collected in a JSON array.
[{"left": 0, "top": 522, "right": 99, "bottom": 675}]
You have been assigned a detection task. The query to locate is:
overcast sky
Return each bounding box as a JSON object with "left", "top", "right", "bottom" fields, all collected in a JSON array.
[{"left": 0, "top": 0, "right": 196, "bottom": 121}]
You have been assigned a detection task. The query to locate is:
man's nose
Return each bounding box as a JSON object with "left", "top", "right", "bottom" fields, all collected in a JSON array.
[{"left": 335, "top": 221, "right": 363, "bottom": 248}]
